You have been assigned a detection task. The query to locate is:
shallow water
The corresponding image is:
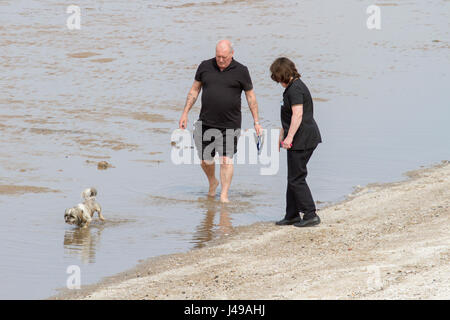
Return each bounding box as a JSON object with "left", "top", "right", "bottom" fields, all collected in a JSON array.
[{"left": 0, "top": 0, "right": 449, "bottom": 299}]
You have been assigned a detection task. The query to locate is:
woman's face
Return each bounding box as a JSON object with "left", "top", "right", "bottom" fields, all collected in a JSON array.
[{"left": 279, "top": 76, "right": 293, "bottom": 88}]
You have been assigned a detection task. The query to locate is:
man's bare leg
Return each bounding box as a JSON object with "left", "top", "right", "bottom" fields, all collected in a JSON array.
[
  {"left": 219, "top": 156, "right": 234, "bottom": 203},
  {"left": 201, "top": 160, "right": 219, "bottom": 197}
]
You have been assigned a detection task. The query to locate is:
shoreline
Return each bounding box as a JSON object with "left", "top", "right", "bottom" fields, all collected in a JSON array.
[{"left": 51, "top": 160, "right": 449, "bottom": 300}]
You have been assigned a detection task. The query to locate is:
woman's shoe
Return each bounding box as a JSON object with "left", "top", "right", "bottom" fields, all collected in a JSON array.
[
  {"left": 293, "top": 215, "right": 321, "bottom": 227},
  {"left": 275, "top": 216, "right": 302, "bottom": 226}
]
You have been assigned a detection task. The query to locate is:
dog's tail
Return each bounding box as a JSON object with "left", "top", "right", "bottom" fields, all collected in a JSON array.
[{"left": 82, "top": 187, "right": 98, "bottom": 200}]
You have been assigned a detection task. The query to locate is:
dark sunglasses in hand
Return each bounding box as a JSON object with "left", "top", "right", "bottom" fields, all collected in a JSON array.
[{"left": 253, "top": 132, "right": 264, "bottom": 155}]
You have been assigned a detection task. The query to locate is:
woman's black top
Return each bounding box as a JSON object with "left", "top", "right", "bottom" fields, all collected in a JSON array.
[{"left": 281, "top": 78, "right": 322, "bottom": 150}]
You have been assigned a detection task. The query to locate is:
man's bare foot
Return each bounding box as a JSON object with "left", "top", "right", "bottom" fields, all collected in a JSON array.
[
  {"left": 208, "top": 179, "right": 219, "bottom": 197},
  {"left": 219, "top": 195, "right": 230, "bottom": 203}
]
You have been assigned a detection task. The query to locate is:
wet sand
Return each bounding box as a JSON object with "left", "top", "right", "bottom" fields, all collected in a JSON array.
[
  {"left": 0, "top": 185, "right": 60, "bottom": 195},
  {"left": 53, "top": 161, "right": 449, "bottom": 300}
]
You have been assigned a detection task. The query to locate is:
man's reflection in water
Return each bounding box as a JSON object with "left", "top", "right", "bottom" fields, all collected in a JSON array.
[
  {"left": 193, "top": 202, "right": 233, "bottom": 249},
  {"left": 63, "top": 223, "right": 106, "bottom": 264}
]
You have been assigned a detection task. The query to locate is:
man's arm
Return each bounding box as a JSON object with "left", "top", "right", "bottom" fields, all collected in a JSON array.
[
  {"left": 282, "top": 104, "right": 303, "bottom": 149},
  {"left": 179, "top": 80, "right": 202, "bottom": 129},
  {"left": 244, "top": 89, "right": 262, "bottom": 135}
]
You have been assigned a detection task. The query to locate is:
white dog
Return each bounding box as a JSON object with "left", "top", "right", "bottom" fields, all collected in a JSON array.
[{"left": 64, "top": 188, "right": 105, "bottom": 228}]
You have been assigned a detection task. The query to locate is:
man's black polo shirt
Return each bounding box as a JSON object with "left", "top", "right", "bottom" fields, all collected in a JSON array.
[
  {"left": 195, "top": 58, "right": 253, "bottom": 129},
  {"left": 281, "top": 78, "right": 322, "bottom": 150}
]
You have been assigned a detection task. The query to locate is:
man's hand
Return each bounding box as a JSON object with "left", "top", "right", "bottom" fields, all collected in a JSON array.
[
  {"left": 254, "top": 122, "right": 263, "bottom": 136},
  {"left": 179, "top": 112, "right": 188, "bottom": 129},
  {"left": 179, "top": 80, "right": 202, "bottom": 129},
  {"left": 245, "top": 89, "right": 262, "bottom": 135}
]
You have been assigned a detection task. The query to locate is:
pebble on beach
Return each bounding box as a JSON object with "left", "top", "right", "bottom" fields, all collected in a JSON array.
[{"left": 97, "top": 161, "right": 113, "bottom": 170}]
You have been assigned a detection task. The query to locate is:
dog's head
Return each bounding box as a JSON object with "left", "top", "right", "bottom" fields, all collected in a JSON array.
[
  {"left": 64, "top": 207, "right": 82, "bottom": 225},
  {"left": 82, "top": 188, "right": 97, "bottom": 200}
]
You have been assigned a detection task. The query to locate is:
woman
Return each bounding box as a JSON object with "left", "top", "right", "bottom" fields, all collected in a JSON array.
[{"left": 270, "top": 57, "right": 322, "bottom": 227}]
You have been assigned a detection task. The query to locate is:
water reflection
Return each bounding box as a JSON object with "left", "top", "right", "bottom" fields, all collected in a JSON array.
[
  {"left": 192, "top": 201, "right": 233, "bottom": 248},
  {"left": 63, "top": 223, "right": 106, "bottom": 264}
]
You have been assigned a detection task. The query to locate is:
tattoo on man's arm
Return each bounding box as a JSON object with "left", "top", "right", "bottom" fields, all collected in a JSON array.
[{"left": 185, "top": 92, "right": 198, "bottom": 109}]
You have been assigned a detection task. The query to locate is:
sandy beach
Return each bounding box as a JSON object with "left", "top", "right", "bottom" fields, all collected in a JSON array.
[{"left": 53, "top": 160, "right": 449, "bottom": 300}]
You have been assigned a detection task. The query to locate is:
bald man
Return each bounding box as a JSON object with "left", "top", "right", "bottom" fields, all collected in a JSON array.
[{"left": 179, "top": 40, "right": 262, "bottom": 203}]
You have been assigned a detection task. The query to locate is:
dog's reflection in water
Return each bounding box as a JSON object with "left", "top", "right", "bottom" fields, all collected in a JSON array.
[
  {"left": 63, "top": 222, "right": 106, "bottom": 264},
  {"left": 193, "top": 202, "right": 233, "bottom": 249}
]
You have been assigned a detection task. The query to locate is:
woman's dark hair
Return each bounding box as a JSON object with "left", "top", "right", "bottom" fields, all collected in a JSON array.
[{"left": 270, "top": 57, "right": 301, "bottom": 84}]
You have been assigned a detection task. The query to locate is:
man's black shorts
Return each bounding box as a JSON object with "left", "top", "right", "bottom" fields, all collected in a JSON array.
[{"left": 193, "top": 121, "right": 240, "bottom": 161}]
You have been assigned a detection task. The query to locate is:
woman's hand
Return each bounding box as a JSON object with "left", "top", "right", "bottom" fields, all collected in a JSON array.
[
  {"left": 282, "top": 135, "right": 293, "bottom": 149},
  {"left": 278, "top": 128, "right": 284, "bottom": 152}
]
